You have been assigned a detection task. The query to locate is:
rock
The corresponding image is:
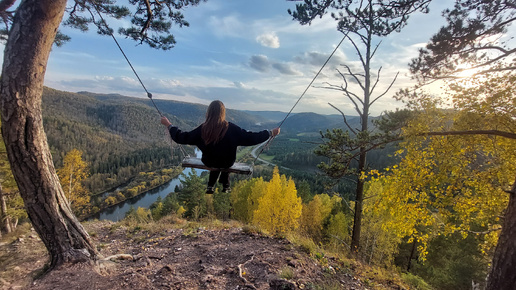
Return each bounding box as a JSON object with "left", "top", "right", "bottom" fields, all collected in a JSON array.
[
  {"left": 287, "top": 260, "right": 298, "bottom": 268},
  {"left": 104, "top": 253, "right": 134, "bottom": 261},
  {"left": 96, "top": 260, "right": 117, "bottom": 275},
  {"left": 0, "top": 277, "right": 10, "bottom": 286},
  {"left": 156, "top": 265, "right": 174, "bottom": 276}
]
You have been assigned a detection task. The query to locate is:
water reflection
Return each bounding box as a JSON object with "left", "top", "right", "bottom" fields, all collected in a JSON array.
[{"left": 90, "top": 151, "right": 204, "bottom": 222}]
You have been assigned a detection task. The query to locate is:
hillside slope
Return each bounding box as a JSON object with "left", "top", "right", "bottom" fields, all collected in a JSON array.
[{"left": 0, "top": 219, "right": 404, "bottom": 290}]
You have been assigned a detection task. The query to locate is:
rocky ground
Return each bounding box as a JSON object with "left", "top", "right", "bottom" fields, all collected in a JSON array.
[{"left": 0, "top": 219, "right": 406, "bottom": 290}]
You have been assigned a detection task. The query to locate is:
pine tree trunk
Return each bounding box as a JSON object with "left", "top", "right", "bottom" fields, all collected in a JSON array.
[
  {"left": 487, "top": 176, "right": 516, "bottom": 290},
  {"left": 0, "top": 0, "right": 98, "bottom": 269},
  {"left": 351, "top": 150, "right": 366, "bottom": 253}
]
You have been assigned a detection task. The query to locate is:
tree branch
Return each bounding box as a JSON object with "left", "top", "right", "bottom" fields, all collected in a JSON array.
[
  {"left": 370, "top": 71, "right": 399, "bottom": 106},
  {"left": 328, "top": 102, "right": 357, "bottom": 134},
  {"left": 141, "top": 0, "right": 153, "bottom": 35}
]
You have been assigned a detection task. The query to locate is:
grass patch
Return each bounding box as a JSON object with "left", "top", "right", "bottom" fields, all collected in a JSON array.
[
  {"left": 286, "top": 232, "right": 319, "bottom": 256},
  {"left": 305, "top": 281, "right": 343, "bottom": 290},
  {"left": 401, "top": 272, "right": 434, "bottom": 290},
  {"left": 279, "top": 265, "right": 295, "bottom": 280},
  {"left": 257, "top": 154, "right": 274, "bottom": 162},
  {"left": 242, "top": 224, "right": 265, "bottom": 235}
]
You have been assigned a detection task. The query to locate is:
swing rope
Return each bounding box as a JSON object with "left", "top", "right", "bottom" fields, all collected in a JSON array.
[
  {"left": 91, "top": 3, "right": 188, "bottom": 158},
  {"left": 93, "top": 2, "right": 346, "bottom": 173},
  {"left": 253, "top": 34, "right": 347, "bottom": 163},
  {"left": 92, "top": 3, "right": 163, "bottom": 117}
]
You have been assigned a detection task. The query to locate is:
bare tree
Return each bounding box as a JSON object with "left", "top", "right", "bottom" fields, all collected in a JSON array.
[{"left": 289, "top": 0, "right": 430, "bottom": 253}]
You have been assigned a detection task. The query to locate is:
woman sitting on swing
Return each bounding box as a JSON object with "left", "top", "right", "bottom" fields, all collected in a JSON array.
[{"left": 161, "top": 100, "right": 280, "bottom": 194}]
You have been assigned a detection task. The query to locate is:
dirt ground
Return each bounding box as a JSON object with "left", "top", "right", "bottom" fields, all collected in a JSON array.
[{"left": 0, "top": 220, "right": 403, "bottom": 290}]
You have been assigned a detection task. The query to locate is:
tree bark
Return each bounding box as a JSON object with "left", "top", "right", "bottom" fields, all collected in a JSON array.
[
  {"left": 0, "top": 0, "right": 99, "bottom": 269},
  {"left": 487, "top": 176, "right": 516, "bottom": 290}
]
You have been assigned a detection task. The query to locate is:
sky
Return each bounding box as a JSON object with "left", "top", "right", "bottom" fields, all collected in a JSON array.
[{"left": 29, "top": 1, "right": 455, "bottom": 115}]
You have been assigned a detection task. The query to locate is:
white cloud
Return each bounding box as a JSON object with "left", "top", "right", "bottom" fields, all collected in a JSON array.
[
  {"left": 256, "top": 32, "right": 280, "bottom": 48},
  {"left": 233, "top": 81, "right": 247, "bottom": 88},
  {"left": 207, "top": 15, "right": 245, "bottom": 38}
]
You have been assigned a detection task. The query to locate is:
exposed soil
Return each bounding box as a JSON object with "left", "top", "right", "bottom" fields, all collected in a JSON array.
[{"left": 0, "top": 220, "right": 403, "bottom": 290}]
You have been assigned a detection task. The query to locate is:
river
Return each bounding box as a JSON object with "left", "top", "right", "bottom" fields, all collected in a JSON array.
[{"left": 89, "top": 151, "right": 205, "bottom": 222}]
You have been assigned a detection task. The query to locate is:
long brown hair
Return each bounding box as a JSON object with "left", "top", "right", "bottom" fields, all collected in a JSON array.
[{"left": 201, "top": 100, "right": 229, "bottom": 145}]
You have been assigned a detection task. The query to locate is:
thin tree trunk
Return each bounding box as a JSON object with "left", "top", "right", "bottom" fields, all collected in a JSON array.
[
  {"left": 351, "top": 156, "right": 366, "bottom": 252},
  {"left": 487, "top": 176, "right": 516, "bottom": 289},
  {"left": 407, "top": 238, "right": 417, "bottom": 272},
  {"left": 0, "top": 184, "right": 12, "bottom": 233},
  {"left": 0, "top": 0, "right": 98, "bottom": 269}
]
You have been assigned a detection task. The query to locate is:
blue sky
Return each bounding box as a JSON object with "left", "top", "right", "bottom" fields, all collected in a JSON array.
[{"left": 40, "top": 1, "right": 453, "bottom": 115}]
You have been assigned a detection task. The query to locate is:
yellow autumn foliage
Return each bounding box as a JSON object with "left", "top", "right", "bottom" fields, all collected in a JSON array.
[
  {"left": 376, "top": 82, "right": 516, "bottom": 259},
  {"left": 252, "top": 167, "right": 302, "bottom": 234},
  {"left": 230, "top": 177, "right": 266, "bottom": 223},
  {"left": 57, "top": 149, "right": 91, "bottom": 216},
  {"left": 300, "top": 193, "right": 342, "bottom": 243}
]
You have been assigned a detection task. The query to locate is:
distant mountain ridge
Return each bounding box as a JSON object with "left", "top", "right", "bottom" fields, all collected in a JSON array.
[{"left": 44, "top": 88, "right": 372, "bottom": 141}]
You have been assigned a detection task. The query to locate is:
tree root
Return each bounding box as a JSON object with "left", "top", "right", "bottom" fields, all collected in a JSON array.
[{"left": 237, "top": 254, "right": 257, "bottom": 289}]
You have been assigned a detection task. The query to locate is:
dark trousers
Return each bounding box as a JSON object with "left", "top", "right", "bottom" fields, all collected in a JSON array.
[{"left": 208, "top": 171, "right": 230, "bottom": 188}]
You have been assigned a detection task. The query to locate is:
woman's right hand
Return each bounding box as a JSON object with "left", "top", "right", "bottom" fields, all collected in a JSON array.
[{"left": 161, "top": 116, "right": 172, "bottom": 127}]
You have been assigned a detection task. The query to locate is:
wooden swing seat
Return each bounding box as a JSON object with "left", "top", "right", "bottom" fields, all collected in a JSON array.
[{"left": 181, "top": 157, "right": 253, "bottom": 175}]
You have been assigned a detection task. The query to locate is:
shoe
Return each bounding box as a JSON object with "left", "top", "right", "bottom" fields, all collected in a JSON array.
[
  {"left": 205, "top": 187, "right": 214, "bottom": 194},
  {"left": 222, "top": 187, "right": 231, "bottom": 193}
]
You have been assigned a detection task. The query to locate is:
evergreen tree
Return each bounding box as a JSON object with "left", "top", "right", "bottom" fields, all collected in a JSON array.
[{"left": 177, "top": 169, "right": 206, "bottom": 220}]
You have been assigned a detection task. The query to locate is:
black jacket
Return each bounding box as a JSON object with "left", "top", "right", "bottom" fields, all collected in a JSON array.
[{"left": 168, "top": 122, "right": 270, "bottom": 168}]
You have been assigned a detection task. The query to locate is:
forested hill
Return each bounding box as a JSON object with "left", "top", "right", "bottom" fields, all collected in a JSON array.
[
  {"left": 75, "top": 91, "right": 274, "bottom": 131},
  {"left": 40, "top": 87, "right": 371, "bottom": 194},
  {"left": 41, "top": 87, "right": 281, "bottom": 193},
  {"left": 42, "top": 87, "right": 275, "bottom": 162}
]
